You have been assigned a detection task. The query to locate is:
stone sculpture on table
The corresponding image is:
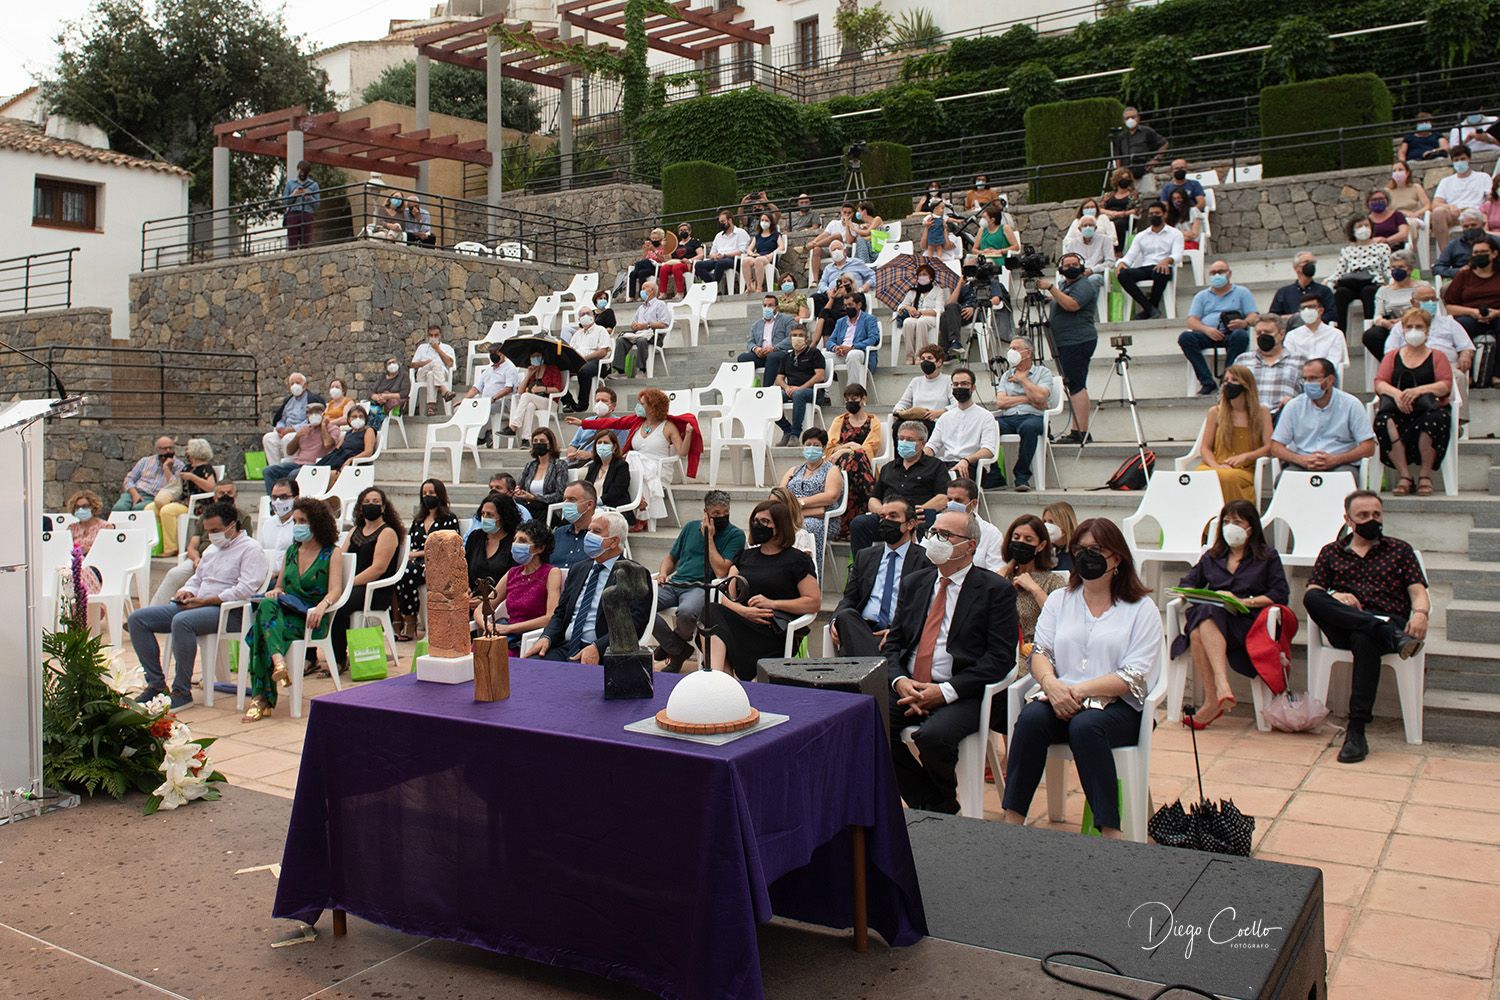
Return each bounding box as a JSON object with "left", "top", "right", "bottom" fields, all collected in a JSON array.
[
  {"left": 601, "top": 558, "right": 653, "bottom": 700},
  {"left": 415, "top": 529, "right": 474, "bottom": 684}
]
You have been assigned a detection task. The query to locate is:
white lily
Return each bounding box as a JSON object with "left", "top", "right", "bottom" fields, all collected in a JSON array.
[
  {"left": 143, "top": 693, "right": 171, "bottom": 716},
  {"left": 102, "top": 657, "right": 146, "bottom": 696},
  {"left": 161, "top": 740, "right": 202, "bottom": 781},
  {"left": 152, "top": 772, "right": 209, "bottom": 810}
]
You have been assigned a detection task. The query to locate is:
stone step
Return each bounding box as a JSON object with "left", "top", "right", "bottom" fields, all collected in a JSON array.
[
  {"left": 1443, "top": 599, "right": 1500, "bottom": 645},
  {"left": 1422, "top": 690, "right": 1500, "bottom": 748},
  {"left": 1468, "top": 527, "right": 1500, "bottom": 561}
]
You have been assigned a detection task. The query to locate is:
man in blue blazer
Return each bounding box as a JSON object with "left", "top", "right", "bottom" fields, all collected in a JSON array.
[
  {"left": 737, "top": 294, "right": 796, "bottom": 387},
  {"left": 824, "top": 291, "right": 881, "bottom": 388}
]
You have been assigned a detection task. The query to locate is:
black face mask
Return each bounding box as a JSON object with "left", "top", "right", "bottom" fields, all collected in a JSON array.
[
  {"left": 1074, "top": 549, "right": 1109, "bottom": 580},
  {"left": 361, "top": 503, "right": 384, "bottom": 522},
  {"left": 1007, "top": 540, "right": 1037, "bottom": 565},
  {"left": 678, "top": 230, "right": 690, "bottom": 239},
  {"left": 490, "top": 354, "right": 504, "bottom": 366},
  {"left": 1473, "top": 253, "right": 1493, "bottom": 268},
  {"left": 711, "top": 514, "right": 730, "bottom": 534},
  {"left": 650, "top": 239, "right": 661, "bottom": 247},
  {"left": 421, "top": 495, "right": 440, "bottom": 510},
  {"left": 876, "top": 519, "right": 904, "bottom": 544},
  {"left": 1299, "top": 262, "right": 1317, "bottom": 278},
  {"left": 1463, "top": 229, "right": 1484, "bottom": 244},
  {"left": 845, "top": 399, "right": 862, "bottom": 414},
  {"left": 722, "top": 221, "right": 733, "bottom": 231},
  {"left": 1223, "top": 382, "right": 1245, "bottom": 401},
  {"left": 920, "top": 359, "right": 938, "bottom": 375},
  {"left": 1353, "top": 519, "right": 1384, "bottom": 541},
  {"left": 846, "top": 307, "right": 860, "bottom": 319},
  {"left": 952, "top": 386, "right": 973, "bottom": 403},
  {"left": 531, "top": 443, "right": 549, "bottom": 457},
  {"left": 159, "top": 452, "right": 176, "bottom": 461},
  {"left": 1060, "top": 265, "right": 1085, "bottom": 280},
  {"left": 1257, "top": 333, "right": 1278, "bottom": 352},
  {"left": 1173, "top": 169, "right": 1187, "bottom": 181},
  {"left": 1149, "top": 215, "right": 1165, "bottom": 228},
  {"left": 749, "top": 522, "right": 774, "bottom": 546}
]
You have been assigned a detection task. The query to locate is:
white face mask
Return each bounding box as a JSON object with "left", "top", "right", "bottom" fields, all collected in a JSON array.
[
  {"left": 1006, "top": 349, "right": 1023, "bottom": 366},
  {"left": 760, "top": 220, "right": 771, "bottom": 230},
  {"left": 207, "top": 531, "right": 228, "bottom": 547},
  {"left": 307, "top": 413, "right": 324, "bottom": 426},
  {"left": 579, "top": 314, "right": 594, "bottom": 328},
  {"left": 350, "top": 418, "right": 366, "bottom": 430},
  {"left": 921, "top": 533, "right": 955, "bottom": 564},
  {"left": 1404, "top": 329, "right": 1428, "bottom": 347},
  {"left": 831, "top": 249, "right": 845, "bottom": 263},
  {"left": 386, "top": 363, "right": 399, "bottom": 374},
  {"left": 271, "top": 497, "right": 293, "bottom": 516},
  {"left": 1045, "top": 522, "right": 1063, "bottom": 544},
  {"left": 1299, "top": 307, "right": 1321, "bottom": 326},
  {"left": 329, "top": 386, "right": 344, "bottom": 399},
  {"left": 1124, "top": 117, "right": 1138, "bottom": 129},
  {"left": 1353, "top": 226, "right": 1372, "bottom": 241},
  {"left": 1221, "top": 522, "right": 1248, "bottom": 548},
  {"left": 289, "top": 383, "right": 305, "bottom": 397},
  {"left": 593, "top": 400, "right": 611, "bottom": 417}
]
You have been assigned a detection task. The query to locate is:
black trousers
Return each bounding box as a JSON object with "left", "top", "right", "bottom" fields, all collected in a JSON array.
[
  {"left": 1002, "top": 698, "right": 1141, "bottom": 831},
  {"left": 1303, "top": 588, "right": 1406, "bottom": 726},
  {"left": 833, "top": 607, "right": 886, "bottom": 658},
  {"left": 889, "top": 691, "right": 983, "bottom": 814},
  {"left": 1334, "top": 278, "right": 1378, "bottom": 334},
  {"left": 1361, "top": 324, "right": 1391, "bottom": 361},
  {"left": 330, "top": 584, "right": 370, "bottom": 669},
  {"left": 575, "top": 359, "right": 604, "bottom": 402},
  {"left": 939, "top": 303, "right": 967, "bottom": 353},
  {"left": 1117, "top": 265, "right": 1172, "bottom": 315}
]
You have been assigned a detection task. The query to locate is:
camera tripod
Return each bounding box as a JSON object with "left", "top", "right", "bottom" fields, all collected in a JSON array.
[
  {"left": 843, "top": 160, "right": 868, "bottom": 204},
  {"left": 1015, "top": 280, "right": 1055, "bottom": 366},
  {"left": 1072, "top": 339, "right": 1151, "bottom": 475}
]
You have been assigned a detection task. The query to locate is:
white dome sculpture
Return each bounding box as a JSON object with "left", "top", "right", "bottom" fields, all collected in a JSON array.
[{"left": 664, "top": 669, "right": 752, "bottom": 724}]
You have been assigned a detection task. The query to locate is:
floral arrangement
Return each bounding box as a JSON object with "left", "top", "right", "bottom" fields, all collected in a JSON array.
[{"left": 44, "top": 553, "right": 226, "bottom": 815}]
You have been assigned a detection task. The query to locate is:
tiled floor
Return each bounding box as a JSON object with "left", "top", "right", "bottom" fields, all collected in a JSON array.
[{"left": 137, "top": 641, "right": 1500, "bottom": 1000}]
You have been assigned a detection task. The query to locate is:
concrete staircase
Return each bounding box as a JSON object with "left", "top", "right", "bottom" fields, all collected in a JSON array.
[{"left": 226, "top": 243, "right": 1500, "bottom": 745}]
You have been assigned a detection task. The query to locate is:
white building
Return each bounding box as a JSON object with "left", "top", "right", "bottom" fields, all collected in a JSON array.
[
  {"left": 0, "top": 115, "right": 190, "bottom": 340},
  {"left": 314, "top": 17, "right": 480, "bottom": 110}
]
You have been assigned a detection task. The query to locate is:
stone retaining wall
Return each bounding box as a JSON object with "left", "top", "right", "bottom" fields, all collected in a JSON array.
[
  {"left": 506, "top": 183, "right": 661, "bottom": 256},
  {"left": 0, "top": 308, "right": 113, "bottom": 399},
  {"left": 47, "top": 425, "right": 263, "bottom": 511}
]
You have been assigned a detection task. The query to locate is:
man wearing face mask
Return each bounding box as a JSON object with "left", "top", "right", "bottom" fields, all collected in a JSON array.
[
  {"left": 1283, "top": 290, "right": 1349, "bottom": 373},
  {"left": 992, "top": 337, "right": 1055, "bottom": 492},
  {"left": 1157, "top": 158, "right": 1205, "bottom": 211},
  {"left": 1398, "top": 111, "right": 1448, "bottom": 162},
  {"left": 772, "top": 325, "right": 827, "bottom": 446},
  {"left": 1433, "top": 208, "right": 1487, "bottom": 278},
  {"left": 1042, "top": 252, "right": 1099, "bottom": 445},
  {"left": 1114, "top": 203, "right": 1183, "bottom": 320},
  {"left": 282, "top": 160, "right": 319, "bottom": 250},
  {"left": 652, "top": 490, "right": 746, "bottom": 671},
  {"left": 1270, "top": 359, "right": 1376, "bottom": 474},
  {"left": 1441, "top": 233, "right": 1500, "bottom": 351},
  {"left": 613, "top": 279, "right": 672, "bottom": 377},
  {"left": 1304, "top": 491, "right": 1430, "bottom": 764},
  {"left": 1448, "top": 100, "right": 1500, "bottom": 153},
  {"left": 883, "top": 509, "right": 1017, "bottom": 813},
  {"left": 466, "top": 346, "right": 520, "bottom": 447},
  {"left": 693, "top": 210, "right": 751, "bottom": 289},
  {"left": 549, "top": 481, "right": 598, "bottom": 571},
  {"left": 113, "top": 436, "right": 185, "bottom": 512},
  {"left": 1268, "top": 252, "right": 1335, "bottom": 330},
  {"left": 151, "top": 483, "right": 254, "bottom": 605},
  {"left": 1431, "top": 145, "right": 1492, "bottom": 236},
  {"left": 368, "top": 357, "right": 410, "bottom": 431},
  {"left": 807, "top": 203, "right": 860, "bottom": 279},
  {"left": 738, "top": 294, "right": 794, "bottom": 386},
  {"left": 1059, "top": 213, "right": 1115, "bottom": 287},
  {"left": 943, "top": 479, "right": 1003, "bottom": 571},
  {"left": 129, "top": 501, "right": 268, "bottom": 710},
  {"left": 262, "top": 373, "right": 323, "bottom": 466},
  {"left": 410, "top": 324, "right": 456, "bottom": 414},
  {"left": 826, "top": 290, "right": 880, "bottom": 388},
  {"left": 1232, "top": 316, "right": 1306, "bottom": 422},
  {"left": 257, "top": 478, "right": 300, "bottom": 559},
  {"left": 850, "top": 422, "right": 949, "bottom": 557},
  {"left": 563, "top": 305, "right": 614, "bottom": 406},
  {"left": 525, "top": 512, "right": 649, "bottom": 665},
  {"left": 1178, "top": 260, "right": 1260, "bottom": 396},
  {"left": 831, "top": 498, "right": 930, "bottom": 657},
  {"left": 926, "top": 368, "right": 997, "bottom": 483},
  {"left": 1375, "top": 285, "right": 1476, "bottom": 373},
  {"left": 566, "top": 388, "right": 627, "bottom": 463},
  {"left": 261, "top": 402, "right": 343, "bottom": 493},
  {"left": 811, "top": 238, "right": 876, "bottom": 321},
  {"left": 1111, "top": 106, "right": 1168, "bottom": 190}
]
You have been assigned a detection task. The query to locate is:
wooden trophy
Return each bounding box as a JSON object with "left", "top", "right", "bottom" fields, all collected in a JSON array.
[{"left": 472, "top": 577, "right": 510, "bottom": 702}]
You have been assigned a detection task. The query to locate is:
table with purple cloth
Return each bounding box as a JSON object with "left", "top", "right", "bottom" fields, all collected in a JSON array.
[{"left": 272, "top": 660, "right": 927, "bottom": 1000}]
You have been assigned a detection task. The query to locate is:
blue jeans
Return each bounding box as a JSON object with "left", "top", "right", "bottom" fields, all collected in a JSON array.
[
  {"left": 128, "top": 601, "right": 243, "bottom": 698},
  {"left": 775, "top": 386, "right": 816, "bottom": 436},
  {"left": 1178, "top": 329, "right": 1249, "bottom": 390},
  {"left": 996, "top": 412, "right": 1044, "bottom": 485},
  {"left": 263, "top": 461, "right": 302, "bottom": 493},
  {"left": 113, "top": 493, "right": 151, "bottom": 511}
]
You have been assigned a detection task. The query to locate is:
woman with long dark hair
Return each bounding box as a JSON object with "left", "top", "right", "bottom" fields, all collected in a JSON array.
[
  {"left": 391, "top": 478, "right": 459, "bottom": 641},
  {"left": 1002, "top": 518, "right": 1161, "bottom": 840},
  {"left": 331, "top": 486, "right": 404, "bottom": 663}
]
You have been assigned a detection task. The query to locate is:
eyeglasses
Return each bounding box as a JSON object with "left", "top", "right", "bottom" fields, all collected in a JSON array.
[
  {"left": 752, "top": 518, "right": 775, "bottom": 529},
  {"left": 928, "top": 528, "right": 970, "bottom": 544},
  {"left": 1072, "top": 544, "right": 1106, "bottom": 557}
]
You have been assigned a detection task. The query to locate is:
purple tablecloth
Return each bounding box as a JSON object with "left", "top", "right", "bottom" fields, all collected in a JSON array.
[{"left": 272, "top": 661, "right": 926, "bottom": 999}]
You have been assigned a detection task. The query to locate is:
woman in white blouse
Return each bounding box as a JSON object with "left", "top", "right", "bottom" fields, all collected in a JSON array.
[
  {"left": 1331, "top": 214, "right": 1393, "bottom": 334},
  {"left": 892, "top": 343, "right": 954, "bottom": 433},
  {"left": 1002, "top": 517, "right": 1162, "bottom": 840}
]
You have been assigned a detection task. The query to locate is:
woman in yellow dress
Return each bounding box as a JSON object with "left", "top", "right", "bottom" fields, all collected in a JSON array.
[{"left": 1195, "top": 364, "right": 1272, "bottom": 504}]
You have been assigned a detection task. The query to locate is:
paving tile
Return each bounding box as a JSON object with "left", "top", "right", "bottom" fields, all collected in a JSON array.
[
  {"left": 1395, "top": 803, "right": 1500, "bottom": 846},
  {"left": 258, "top": 767, "right": 301, "bottom": 792},
  {"left": 1203, "top": 757, "right": 1310, "bottom": 790},
  {"left": 1301, "top": 768, "right": 1413, "bottom": 802},
  {"left": 1280, "top": 791, "right": 1401, "bottom": 834},
  {"left": 1345, "top": 752, "right": 1423, "bottom": 777},
  {"left": 213, "top": 747, "right": 301, "bottom": 781},
  {"left": 1382, "top": 834, "right": 1500, "bottom": 882},
  {"left": 1419, "top": 755, "right": 1500, "bottom": 788},
  {"left": 1322, "top": 903, "right": 1353, "bottom": 953},
  {"left": 1364, "top": 870, "right": 1500, "bottom": 926},
  {"left": 1189, "top": 781, "right": 1293, "bottom": 819},
  {"left": 1257, "top": 818, "right": 1389, "bottom": 868},
  {"left": 1220, "top": 733, "right": 1331, "bottom": 765},
  {"left": 1343, "top": 911, "right": 1497, "bottom": 977},
  {"left": 1407, "top": 777, "right": 1500, "bottom": 814},
  {"left": 1329, "top": 956, "right": 1490, "bottom": 1000}
]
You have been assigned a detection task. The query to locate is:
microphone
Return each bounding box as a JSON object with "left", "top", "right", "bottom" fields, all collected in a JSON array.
[{"left": 0, "top": 339, "right": 67, "bottom": 399}]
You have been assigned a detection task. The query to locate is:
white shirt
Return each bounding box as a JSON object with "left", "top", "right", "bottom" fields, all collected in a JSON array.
[
  {"left": 1449, "top": 117, "right": 1500, "bottom": 150},
  {"left": 570, "top": 325, "right": 614, "bottom": 359},
  {"left": 184, "top": 531, "right": 269, "bottom": 604},
  {"left": 1283, "top": 322, "right": 1349, "bottom": 369},
  {"left": 1119, "top": 224, "right": 1184, "bottom": 269},
  {"left": 1033, "top": 588, "right": 1162, "bottom": 711},
  {"left": 473, "top": 360, "right": 518, "bottom": 398},
  {"left": 1434, "top": 170, "right": 1492, "bottom": 208},
  {"left": 822, "top": 218, "right": 857, "bottom": 242},
  {"left": 897, "top": 374, "right": 954, "bottom": 413},
  {"left": 900, "top": 563, "right": 969, "bottom": 704},
  {"left": 973, "top": 518, "right": 1004, "bottom": 572},
  {"left": 758, "top": 318, "right": 778, "bottom": 348},
  {"left": 927, "top": 403, "right": 999, "bottom": 463},
  {"left": 258, "top": 513, "right": 296, "bottom": 559},
  {"left": 412, "top": 340, "right": 453, "bottom": 371},
  {"left": 710, "top": 227, "right": 751, "bottom": 256},
  {"left": 1384, "top": 314, "right": 1475, "bottom": 363}
]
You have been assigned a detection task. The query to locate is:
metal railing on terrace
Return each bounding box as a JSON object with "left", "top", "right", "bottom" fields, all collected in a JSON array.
[
  {"left": 0, "top": 248, "right": 78, "bottom": 316},
  {"left": 0, "top": 346, "right": 259, "bottom": 423}
]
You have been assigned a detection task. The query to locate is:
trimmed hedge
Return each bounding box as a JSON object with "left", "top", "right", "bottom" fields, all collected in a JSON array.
[
  {"left": 661, "top": 160, "right": 738, "bottom": 240},
  {"left": 1259, "top": 73, "right": 1393, "bottom": 178},
  {"left": 1024, "top": 97, "right": 1124, "bottom": 205},
  {"left": 857, "top": 141, "right": 913, "bottom": 220}
]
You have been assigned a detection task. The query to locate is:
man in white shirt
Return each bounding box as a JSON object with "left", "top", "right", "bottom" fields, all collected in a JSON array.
[
  {"left": 1115, "top": 203, "right": 1184, "bottom": 320},
  {"left": 1378, "top": 287, "right": 1476, "bottom": 374},
  {"left": 945, "top": 479, "right": 1003, "bottom": 572},
  {"left": 613, "top": 279, "right": 673, "bottom": 375},
  {"left": 128, "top": 501, "right": 269, "bottom": 710},
  {"left": 925, "top": 367, "right": 998, "bottom": 482},
  {"left": 694, "top": 209, "right": 751, "bottom": 288},
  {"left": 1431, "top": 144, "right": 1493, "bottom": 236},
  {"left": 411, "top": 324, "right": 455, "bottom": 413},
  {"left": 466, "top": 345, "right": 520, "bottom": 445},
  {"left": 1448, "top": 103, "right": 1500, "bottom": 153},
  {"left": 257, "top": 478, "right": 299, "bottom": 559},
  {"left": 1283, "top": 290, "right": 1349, "bottom": 373},
  {"left": 565, "top": 305, "right": 614, "bottom": 404}
]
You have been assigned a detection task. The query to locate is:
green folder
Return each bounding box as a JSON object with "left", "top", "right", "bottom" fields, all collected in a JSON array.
[{"left": 1169, "top": 586, "right": 1250, "bottom": 615}]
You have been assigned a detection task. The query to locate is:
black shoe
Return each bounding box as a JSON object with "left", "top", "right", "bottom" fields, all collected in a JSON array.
[
  {"left": 777, "top": 432, "right": 797, "bottom": 447},
  {"left": 1337, "top": 726, "right": 1369, "bottom": 764},
  {"left": 1053, "top": 429, "right": 1092, "bottom": 446},
  {"left": 1197, "top": 383, "right": 1218, "bottom": 396},
  {"left": 1396, "top": 633, "right": 1424, "bottom": 659},
  {"left": 169, "top": 692, "right": 194, "bottom": 711},
  {"left": 497, "top": 426, "right": 516, "bottom": 436},
  {"left": 134, "top": 685, "right": 166, "bottom": 704}
]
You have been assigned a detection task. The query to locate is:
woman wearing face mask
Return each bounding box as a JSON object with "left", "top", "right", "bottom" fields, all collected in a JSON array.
[
  {"left": 330, "top": 486, "right": 403, "bottom": 665},
  {"left": 390, "top": 478, "right": 458, "bottom": 641},
  {"left": 372, "top": 194, "right": 405, "bottom": 240},
  {"left": 1193, "top": 365, "right": 1272, "bottom": 504},
  {"left": 506, "top": 351, "right": 565, "bottom": 439},
  {"left": 323, "top": 378, "right": 352, "bottom": 425},
  {"left": 657, "top": 223, "right": 703, "bottom": 298},
  {"left": 779, "top": 427, "right": 844, "bottom": 578},
  {"left": 64, "top": 489, "right": 115, "bottom": 595},
  {"left": 1369, "top": 251, "right": 1420, "bottom": 347},
  {"left": 1063, "top": 199, "right": 1118, "bottom": 249},
  {"left": 315, "top": 404, "right": 377, "bottom": 484},
  {"left": 894, "top": 265, "right": 945, "bottom": 364},
  {"left": 629, "top": 228, "right": 670, "bottom": 300},
  {"left": 999, "top": 514, "right": 1064, "bottom": 648},
  {"left": 1100, "top": 168, "right": 1140, "bottom": 248},
  {"left": 851, "top": 200, "right": 885, "bottom": 263},
  {"left": 825, "top": 383, "right": 882, "bottom": 539},
  {"left": 368, "top": 358, "right": 411, "bottom": 430},
  {"left": 243, "top": 497, "right": 341, "bottom": 722},
  {"left": 583, "top": 431, "right": 634, "bottom": 525},
  {"left": 703, "top": 500, "right": 821, "bottom": 679},
  {"left": 1330, "top": 214, "right": 1393, "bottom": 333},
  {"left": 740, "top": 212, "right": 785, "bottom": 294},
  {"left": 465, "top": 494, "right": 524, "bottom": 595},
  {"left": 1373, "top": 307, "right": 1454, "bottom": 496},
  {"left": 1365, "top": 188, "right": 1410, "bottom": 250},
  {"left": 569, "top": 387, "right": 699, "bottom": 526},
  {"left": 590, "top": 292, "right": 618, "bottom": 334},
  {"left": 1164, "top": 189, "right": 1202, "bottom": 249},
  {"left": 893, "top": 343, "right": 954, "bottom": 433},
  {"left": 1042, "top": 501, "right": 1077, "bottom": 573},
  {"left": 476, "top": 521, "right": 562, "bottom": 651},
  {"left": 1385, "top": 160, "right": 1431, "bottom": 219},
  {"left": 1002, "top": 518, "right": 1161, "bottom": 840},
  {"left": 1170, "top": 501, "right": 1289, "bottom": 730},
  {"left": 514, "top": 428, "right": 569, "bottom": 521}
]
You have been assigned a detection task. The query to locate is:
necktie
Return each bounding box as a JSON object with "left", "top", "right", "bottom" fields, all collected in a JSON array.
[
  {"left": 912, "top": 575, "right": 951, "bottom": 683},
  {"left": 876, "top": 550, "right": 899, "bottom": 629},
  {"left": 569, "top": 563, "right": 604, "bottom": 647}
]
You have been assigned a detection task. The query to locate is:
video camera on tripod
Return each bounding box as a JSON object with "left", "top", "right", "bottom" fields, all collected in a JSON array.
[{"left": 1005, "top": 245, "right": 1049, "bottom": 290}]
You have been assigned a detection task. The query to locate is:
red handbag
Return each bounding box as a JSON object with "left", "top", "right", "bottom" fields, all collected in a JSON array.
[{"left": 1245, "top": 604, "right": 1297, "bottom": 696}]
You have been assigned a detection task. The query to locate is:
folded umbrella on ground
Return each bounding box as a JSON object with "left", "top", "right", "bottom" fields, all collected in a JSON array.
[{"left": 1148, "top": 703, "right": 1256, "bottom": 856}]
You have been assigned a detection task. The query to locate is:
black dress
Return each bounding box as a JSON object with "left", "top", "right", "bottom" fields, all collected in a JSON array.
[
  {"left": 331, "top": 523, "right": 398, "bottom": 661},
  {"left": 1374, "top": 350, "right": 1452, "bottom": 469},
  {"left": 465, "top": 528, "right": 514, "bottom": 594},
  {"left": 705, "top": 545, "right": 817, "bottom": 680},
  {"left": 1170, "top": 550, "right": 1290, "bottom": 678},
  {"left": 394, "top": 512, "right": 460, "bottom": 615}
]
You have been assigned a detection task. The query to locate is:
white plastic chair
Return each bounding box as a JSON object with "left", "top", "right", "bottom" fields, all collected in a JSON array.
[
  {"left": 515, "top": 293, "right": 562, "bottom": 336},
  {"left": 409, "top": 363, "right": 454, "bottom": 419},
  {"left": 82, "top": 528, "right": 155, "bottom": 647},
  {"left": 819, "top": 481, "right": 848, "bottom": 586},
  {"left": 668, "top": 282, "right": 717, "bottom": 348},
  {"left": 1363, "top": 392, "right": 1461, "bottom": 498},
  {"left": 1122, "top": 470, "right": 1224, "bottom": 590},
  {"left": 691, "top": 361, "right": 756, "bottom": 426},
  {"left": 794, "top": 352, "right": 836, "bottom": 430},
  {"left": 39, "top": 528, "right": 74, "bottom": 628},
  {"left": 1228, "top": 163, "right": 1262, "bottom": 184},
  {"left": 557, "top": 272, "right": 600, "bottom": 312},
  {"left": 1005, "top": 639, "right": 1169, "bottom": 842},
  {"left": 348, "top": 403, "right": 389, "bottom": 469},
  {"left": 826, "top": 319, "right": 883, "bottom": 402},
  {"left": 1182, "top": 173, "right": 1218, "bottom": 285},
  {"left": 900, "top": 674, "right": 1013, "bottom": 819},
  {"left": 1259, "top": 469, "right": 1358, "bottom": 566},
  {"left": 422, "top": 397, "right": 491, "bottom": 483},
  {"left": 465, "top": 319, "right": 519, "bottom": 386},
  {"left": 1173, "top": 416, "right": 1272, "bottom": 503},
  {"left": 1164, "top": 597, "right": 1276, "bottom": 732},
  {"left": 277, "top": 553, "right": 358, "bottom": 719},
  {"left": 454, "top": 241, "right": 492, "bottom": 257},
  {"left": 709, "top": 388, "right": 784, "bottom": 487},
  {"left": 356, "top": 534, "right": 409, "bottom": 664},
  {"left": 324, "top": 465, "right": 378, "bottom": 529},
  {"left": 1306, "top": 552, "right": 1428, "bottom": 744},
  {"left": 494, "top": 240, "right": 534, "bottom": 261},
  {"left": 294, "top": 465, "right": 332, "bottom": 500},
  {"left": 996, "top": 379, "right": 1065, "bottom": 491}
]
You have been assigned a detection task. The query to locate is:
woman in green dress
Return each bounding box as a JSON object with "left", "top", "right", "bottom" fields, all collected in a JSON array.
[{"left": 242, "top": 497, "right": 343, "bottom": 723}]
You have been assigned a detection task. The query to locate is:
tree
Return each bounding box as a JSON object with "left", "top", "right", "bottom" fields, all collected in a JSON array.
[
  {"left": 1261, "top": 16, "right": 1333, "bottom": 84},
  {"left": 361, "top": 59, "right": 542, "bottom": 132},
  {"left": 43, "top": 0, "right": 333, "bottom": 206}
]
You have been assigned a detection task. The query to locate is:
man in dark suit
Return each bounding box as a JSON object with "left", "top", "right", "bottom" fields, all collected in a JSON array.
[
  {"left": 737, "top": 294, "right": 795, "bottom": 387},
  {"left": 831, "top": 497, "right": 929, "bottom": 657},
  {"left": 524, "top": 512, "right": 651, "bottom": 664},
  {"left": 884, "top": 509, "right": 1018, "bottom": 813}
]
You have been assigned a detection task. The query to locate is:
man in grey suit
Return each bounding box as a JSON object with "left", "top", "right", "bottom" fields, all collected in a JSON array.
[{"left": 737, "top": 294, "right": 795, "bottom": 387}]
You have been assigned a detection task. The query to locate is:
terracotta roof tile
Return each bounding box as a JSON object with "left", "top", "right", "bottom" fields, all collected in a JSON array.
[{"left": 0, "top": 117, "right": 191, "bottom": 178}]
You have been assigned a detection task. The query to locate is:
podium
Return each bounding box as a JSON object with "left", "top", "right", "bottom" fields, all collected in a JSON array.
[{"left": 0, "top": 398, "right": 82, "bottom": 824}]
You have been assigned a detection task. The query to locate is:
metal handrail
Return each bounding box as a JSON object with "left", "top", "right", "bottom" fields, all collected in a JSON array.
[
  {"left": 0, "top": 248, "right": 78, "bottom": 315},
  {"left": 0, "top": 345, "right": 260, "bottom": 423}
]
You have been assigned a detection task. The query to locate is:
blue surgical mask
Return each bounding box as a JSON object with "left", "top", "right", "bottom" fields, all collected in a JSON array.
[
  {"left": 1208, "top": 273, "right": 1228, "bottom": 289},
  {"left": 1455, "top": 159, "right": 1472, "bottom": 175},
  {"left": 530, "top": 355, "right": 544, "bottom": 366},
  {"left": 390, "top": 196, "right": 403, "bottom": 208},
  {"left": 762, "top": 306, "right": 775, "bottom": 319},
  {"left": 781, "top": 279, "right": 795, "bottom": 291},
  {"left": 292, "top": 523, "right": 312, "bottom": 543},
  {"left": 510, "top": 542, "right": 533, "bottom": 564},
  {"left": 560, "top": 501, "right": 581, "bottom": 523},
  {"left": 596, "top": 442, "right": 614, "bottom": 459},
  {"left": 897, "top": 440, "right": 918, "bottom": 459},
  {"left": 1420, "top": 300, "right": 1439, "bottom": 316},
  {"left": 1416, "top": 122, "right": 1432, "bottom": 133},
  {"left": 634, "top": 402, "right": 646, "bottom": 418},
  {"left": 582, "top": 531, "right": 607, "bottom": 558},
  {"left": 1302, "top": 380, "right": 1326, "bottom": 401},
  {"left": 479, "top": 516, "right": 499, "bottom": 534},
  {"left": 1469, "top": 113, "right": 1485, "bottom": 125},
  {"left": 74, "top": 507, "right": 93, "bottom": 522},
  {"left": 1080, "top": 225, "right": 1097, "bottom": 239},
  {"left": 946, "top": 500, "right": 967, "bottom": 513},
  {"left": 802, "top": 444, "right": 823, "bottom": 462}
]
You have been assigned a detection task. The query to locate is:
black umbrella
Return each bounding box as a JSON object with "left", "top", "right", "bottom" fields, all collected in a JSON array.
[
  {"left": 1148, "top": 705, "right": 1256, "bottom": 856},
  {"left": 499, "top": 336, "right": 586, "bottom": 374}
]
